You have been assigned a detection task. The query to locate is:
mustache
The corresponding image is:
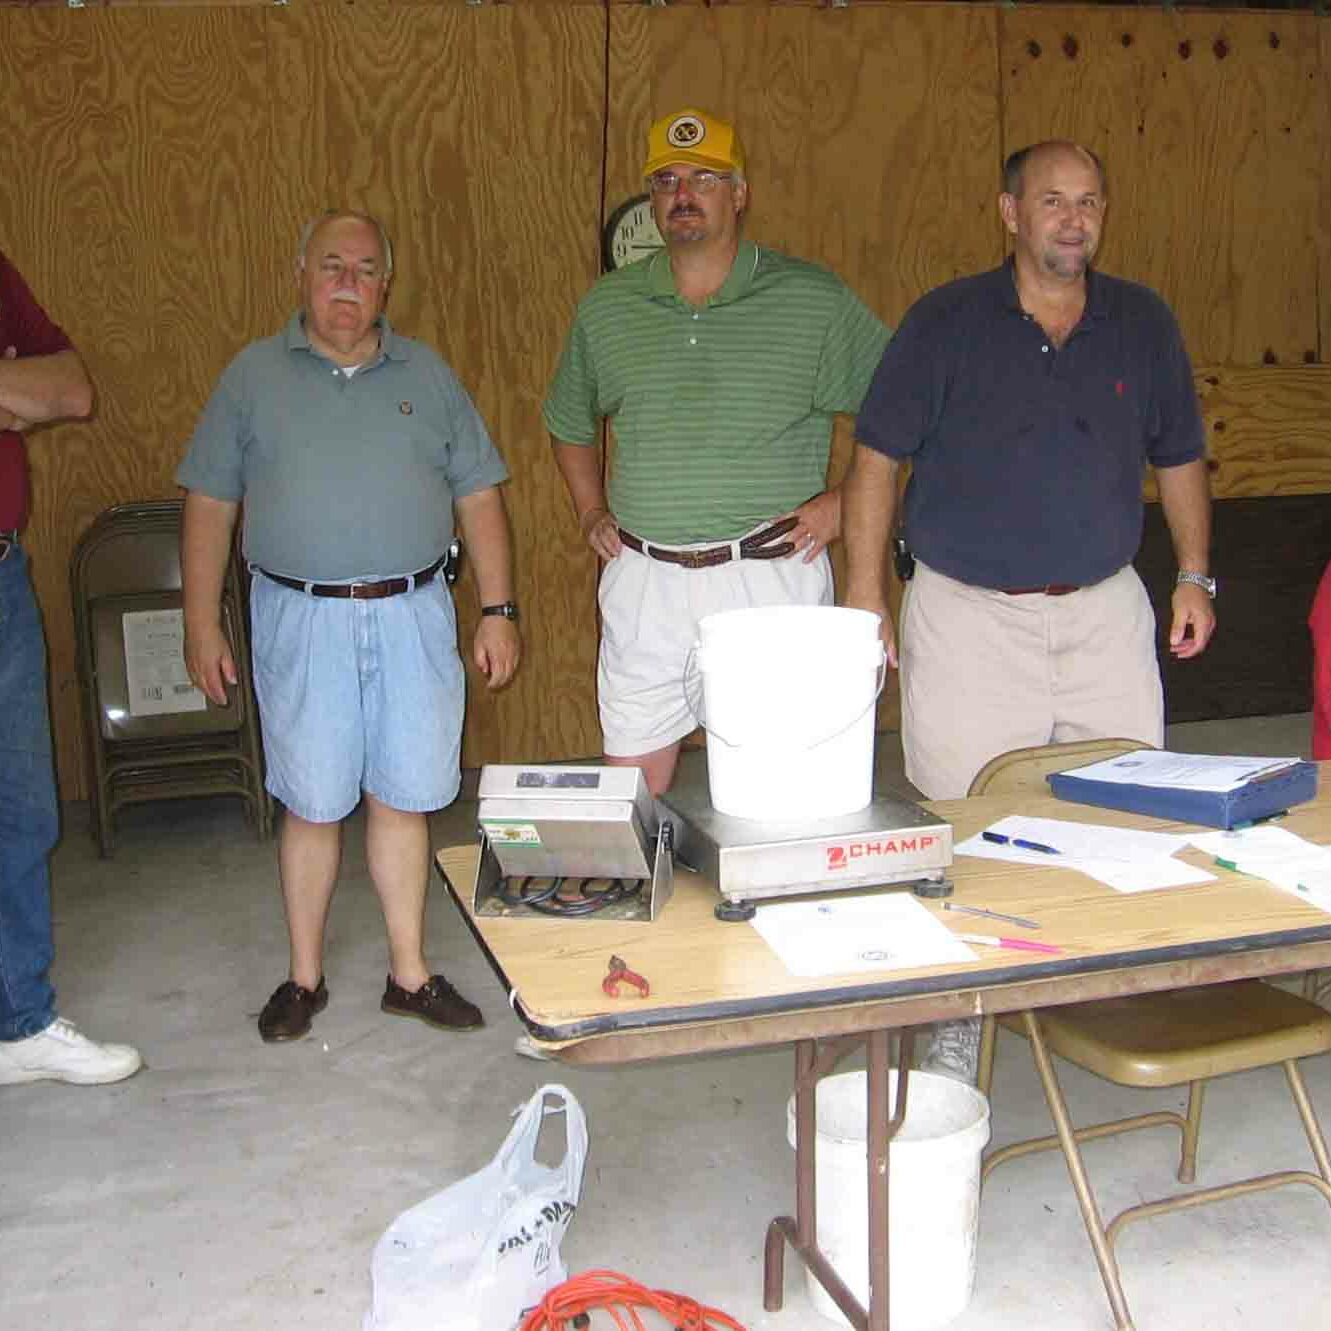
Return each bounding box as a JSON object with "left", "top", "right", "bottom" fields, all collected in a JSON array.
[{"left": 669, "top": 205, "right": 704, "bottom": 220}]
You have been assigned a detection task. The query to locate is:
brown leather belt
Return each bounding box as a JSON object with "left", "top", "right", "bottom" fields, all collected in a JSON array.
[
  {"left": 0, "top": 530, "right": 16, "bottom": 562},
  {"left": 617, "top": 516, "right": 798, "bottom": 569},
  {"left": 999, "top": 583, "right": 1081, "bottom": 597},
  {"left": 258, "top": 555, "right": 447, "bottom": 599}
]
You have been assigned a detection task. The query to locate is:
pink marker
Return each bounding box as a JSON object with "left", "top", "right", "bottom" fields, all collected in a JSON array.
[{"left": 959, "top": 932, "right": 1062, "bottom": 956}]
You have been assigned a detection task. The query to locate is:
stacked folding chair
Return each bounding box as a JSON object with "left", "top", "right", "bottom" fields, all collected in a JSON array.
[{"left": 70, "top": 499, "right": 271, "bottom": 856}]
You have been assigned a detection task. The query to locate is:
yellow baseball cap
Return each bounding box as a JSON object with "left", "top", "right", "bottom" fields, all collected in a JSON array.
[{"left": 642, "top": 108, "right": 745, "bottom": 177}]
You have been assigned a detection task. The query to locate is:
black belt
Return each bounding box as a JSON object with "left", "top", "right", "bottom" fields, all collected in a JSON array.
[
  {"left": 257, "top": 555, "right": 447, "bottom": 599},
  {"left": 617, "top": 516, "right": 798, "bottom": 570},
  {"left": 0, "top": 530, "right": 17, "bottom": 562}
]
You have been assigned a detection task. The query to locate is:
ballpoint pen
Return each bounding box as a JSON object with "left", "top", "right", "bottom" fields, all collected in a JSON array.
[
  {"left": 958, "top": 932, "right": 1062, "bottom": 956},
  {"left": 942, "top": 901, "right": 1040, "bottom": 930},
  {"left": 982, "top": 830, "right": 1061, "bottom": 855}
]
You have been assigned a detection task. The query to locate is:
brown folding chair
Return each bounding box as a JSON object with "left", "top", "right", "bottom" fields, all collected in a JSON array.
[
  {"left": 71, "top": 500, "right": 270, "bottom": 855},
  {"left": 971, "top": 740, "right": 1331, "bottom": 1330}
]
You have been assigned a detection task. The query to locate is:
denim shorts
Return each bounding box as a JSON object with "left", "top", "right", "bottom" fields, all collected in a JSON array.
[{"left": 249, "top": 573, "right": 465, "bottom": 822}]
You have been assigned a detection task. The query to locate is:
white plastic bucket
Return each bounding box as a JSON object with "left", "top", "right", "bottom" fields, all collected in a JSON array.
[
  {"left": 693, "top": 606, "right": 883, "bottom": 820},
  {"left": 785, "top": 1070, "right": 991, "bottom": 1330}
]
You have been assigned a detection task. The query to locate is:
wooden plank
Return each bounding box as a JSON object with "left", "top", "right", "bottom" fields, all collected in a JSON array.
[
  {"left": 1194, "top": 365, "right": 1331, "bottom": 499},
  {"left": 1320, "top": 18, "right": 1331, "bottom": 366},
  {"left": 999, "top": 7, "right": 1323, "bottom": 367},
  {"left": 0, "top": 9, "right": 283, "bottom": 799},
  {"left": 240, "top": 4, "right": 607, "bottom": 769}
]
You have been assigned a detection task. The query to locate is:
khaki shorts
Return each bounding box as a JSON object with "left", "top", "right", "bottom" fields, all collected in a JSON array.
[
  {"left": 597, "top": 532, "right": 833, "bottom": 757},
  {"left": 900, "top": 560, "right": 1163, "bottom": 799}
]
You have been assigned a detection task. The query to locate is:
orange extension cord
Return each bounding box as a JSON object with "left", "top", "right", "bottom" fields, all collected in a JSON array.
[{"left": 518, "top": 1268, "right": 749, "bottom": 1331}]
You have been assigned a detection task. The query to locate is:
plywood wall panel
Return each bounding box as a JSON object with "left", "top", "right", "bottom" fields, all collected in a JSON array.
[
  {"left": 4, "top": 4, "right": 1331, "bottom": 799},
  {"left": 1195, "top": 366, "right": 1331, "bottom": 500},
  {"left": 249, "top": 4, "right": 607, "bottom": 769},
  {"left": 0, "top": 9, "right": 283, "bottom": 799},
  {"left": 999, "top": 8, "right": 1322, "bottom": 368},
  {"left": 1320, "top": 19, "right": 1331, "bottom": 366},
  {"left": 608, "top": 4, "right": 1002, "bottom": 324}
]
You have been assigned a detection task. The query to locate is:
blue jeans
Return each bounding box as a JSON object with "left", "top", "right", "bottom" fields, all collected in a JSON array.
[{"left": 0, "top": 545, "right": 59, "bottom": 1040}]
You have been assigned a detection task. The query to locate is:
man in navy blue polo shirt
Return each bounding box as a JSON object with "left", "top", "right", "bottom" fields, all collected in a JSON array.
[{"left": 844, "top": 140, "right": 1215, "bottom": 803}]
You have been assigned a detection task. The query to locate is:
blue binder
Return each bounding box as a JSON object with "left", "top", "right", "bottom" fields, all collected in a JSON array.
[{"left": 1048, "top": 760, "right": 1319, "bottom": 830}]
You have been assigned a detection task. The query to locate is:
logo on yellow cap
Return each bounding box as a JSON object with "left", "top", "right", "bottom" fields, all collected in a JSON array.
[{"left": 666, "top": 115, "right": 705, "bottom": 150}]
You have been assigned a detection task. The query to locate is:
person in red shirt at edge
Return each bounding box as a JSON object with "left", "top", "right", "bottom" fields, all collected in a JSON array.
[
  {"left": 0, "top": 249, "right": 142, "bottom": 1086},
  {"left": 1311, "top": 562, "right": 1331, "bottom": 761}
]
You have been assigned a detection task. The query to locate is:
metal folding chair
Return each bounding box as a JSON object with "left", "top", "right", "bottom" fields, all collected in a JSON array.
[{"left": 71, "top": 500, "right": 270, "bottom": 855}]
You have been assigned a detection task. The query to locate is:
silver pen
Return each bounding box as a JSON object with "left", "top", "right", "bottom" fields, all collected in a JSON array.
[{"left": 942, "top": 901, "right": 1040, "bottom": 930}]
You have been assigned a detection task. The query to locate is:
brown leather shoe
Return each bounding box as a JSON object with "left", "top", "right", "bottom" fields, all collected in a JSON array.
[
  {"left": 258, "top": 978, "right": 328, "bottom": 1042},
  {"left": 381, "top": 974, "right": 483, "bottom": 1032}
]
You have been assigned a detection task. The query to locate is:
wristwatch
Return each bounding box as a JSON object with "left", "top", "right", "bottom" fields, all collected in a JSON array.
[
  {"left": 1175, "top": 571, "right": 1217, "bottom": 598},
  {"left": 481, "top": 601, "right": 520, "bottom": 621}
]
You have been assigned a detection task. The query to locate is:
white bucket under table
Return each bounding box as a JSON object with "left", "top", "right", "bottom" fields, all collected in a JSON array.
[
  {"left": 785, "top": 1069, "right": 991, "bottom": 1330},
  {"left": 694, "top": 605, "right": 883, "bottom": 821}
]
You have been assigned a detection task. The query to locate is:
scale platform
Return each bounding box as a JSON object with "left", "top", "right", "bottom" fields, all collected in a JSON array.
[{"left": 659, "top": 772, "right": 952, "bottom": 920}]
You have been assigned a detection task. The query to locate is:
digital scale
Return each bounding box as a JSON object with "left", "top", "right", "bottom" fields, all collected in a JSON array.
[
  {"left": 659, "top": 769, "right": 952, "bottom": 919},
  {"left": 473, "top": 764, "right": 952, "bottom": 922}
]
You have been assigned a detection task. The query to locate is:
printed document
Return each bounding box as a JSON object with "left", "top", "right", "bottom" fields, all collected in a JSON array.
[
  {"left": 1059, "top": 750, "right": 1299, "bottom": 793},
  {"left": 750, "top": 893, "right": 977, "bottom": 977}
]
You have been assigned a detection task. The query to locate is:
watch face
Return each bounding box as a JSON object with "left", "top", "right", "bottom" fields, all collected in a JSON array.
[{"left": 603, "top": 193, "right": 663, "bottom": 272}]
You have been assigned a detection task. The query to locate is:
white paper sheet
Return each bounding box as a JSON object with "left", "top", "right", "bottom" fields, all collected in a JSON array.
[
  {"left": 1059, "top": 750, "right": 1299, "bottom": 793},
  {"left": 955, "top": 816, "right": 1214, "bottom": 893},
  {"left": 967, "top": 814, "right": 1192, "bottom": 863},
  {"left": 122, "top": 608, "right": 207, "bottom": 717},
  {"left": 1071, "top": 857, "right": 1217, "bottom": 894},
  {"left": 1188, "top": 825, "right": 1331, "bottom": 913},
  {"left": 750, "top": 894, "right": 978, "bottom": 978}
]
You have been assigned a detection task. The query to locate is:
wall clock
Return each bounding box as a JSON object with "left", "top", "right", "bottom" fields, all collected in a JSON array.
[{"left": 602, "top": 194, "right": 664, "bottom": 272}]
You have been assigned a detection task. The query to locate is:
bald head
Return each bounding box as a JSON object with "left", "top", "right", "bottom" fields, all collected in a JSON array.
[
  {"left": 1003, "top": 141, "right": 1106, "bottom": 200},
  {"left": 297, "top": 210, "right": 394, "bottom": 277}
]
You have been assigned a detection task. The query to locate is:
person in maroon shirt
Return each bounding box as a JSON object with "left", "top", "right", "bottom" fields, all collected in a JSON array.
[{"left": 0, "top": 248, "right": 141, "bottom": 1086}]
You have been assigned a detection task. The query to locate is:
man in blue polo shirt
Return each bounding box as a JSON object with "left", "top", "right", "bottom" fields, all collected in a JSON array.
[
  {"left": 845, "top": 140, "right": 1215, "bottom": 802},
  {"left": 179, "top": 211, "right": 520, "bottom": 1045}
]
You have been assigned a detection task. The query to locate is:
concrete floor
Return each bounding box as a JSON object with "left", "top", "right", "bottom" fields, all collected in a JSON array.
[{"left": 3, "top": 715, "right": 1329, "bottom": 1330}]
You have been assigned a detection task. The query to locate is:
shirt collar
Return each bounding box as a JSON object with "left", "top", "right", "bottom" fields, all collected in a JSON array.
[
  {"left": 647, "top": 239, "right": 760, "bottom": 307},
  {"left": 287, "top": 312, "right": 409, "bottom": 365},
  {"left": 998, "top": 255, "right": 1109, "bottom": 324}
]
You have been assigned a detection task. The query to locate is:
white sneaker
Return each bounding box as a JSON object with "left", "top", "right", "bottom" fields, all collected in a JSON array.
[
  {"left": 513, "top": 1032, "right": 554, "bottom": 1062},
  {"left": 920, "top": 1017, "right": 981, "bottom": 1085},
  {"left": 0, "top": 1018, "right": 143, "bottom": 1086}
]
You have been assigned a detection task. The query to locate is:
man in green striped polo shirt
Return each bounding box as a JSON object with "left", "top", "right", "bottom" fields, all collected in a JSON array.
[{"left": 544, "top": 107, "right": 889, "bottom": 795}]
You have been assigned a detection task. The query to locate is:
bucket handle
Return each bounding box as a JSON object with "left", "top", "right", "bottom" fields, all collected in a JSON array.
[{"left": 683, "top": 644, "right": 887, "bottom": 753}]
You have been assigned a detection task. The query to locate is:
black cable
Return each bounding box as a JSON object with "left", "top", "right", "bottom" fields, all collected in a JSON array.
[{"left": 495, "top": 875, "right": 645, "bottom": 917}]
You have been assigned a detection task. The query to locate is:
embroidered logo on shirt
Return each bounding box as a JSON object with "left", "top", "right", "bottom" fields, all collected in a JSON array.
[
  {"left": 1115, "top": 380, "right": 1126, "bottom": 397},
  {"left": 399, "top": 401, "right": 414, "bottom": 415}
]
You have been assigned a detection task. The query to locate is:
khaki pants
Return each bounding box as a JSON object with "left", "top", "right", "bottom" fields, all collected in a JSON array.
[
  {"left": 901, "top": 561, "right": 1164, "bottom": 799},
  {"left": 597, "top": 534, "right": 833, "bottom": 756}
]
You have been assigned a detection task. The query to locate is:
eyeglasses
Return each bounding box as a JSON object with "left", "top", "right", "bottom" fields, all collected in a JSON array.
[
  {"left": 647, "top": 170, "right": 734, "bottom": 196},
  {"left": 315, "top": 257, "right": 387, "bottom": 284}
]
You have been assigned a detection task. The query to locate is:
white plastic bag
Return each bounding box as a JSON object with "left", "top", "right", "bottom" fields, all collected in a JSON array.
[{"left": 364, "top": 1083, "right": 588, "bottom": 1331}]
